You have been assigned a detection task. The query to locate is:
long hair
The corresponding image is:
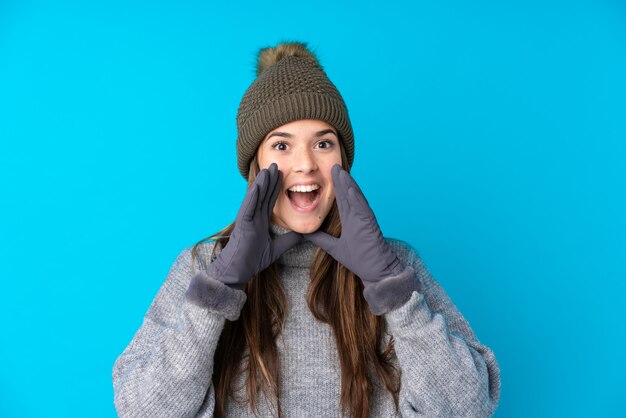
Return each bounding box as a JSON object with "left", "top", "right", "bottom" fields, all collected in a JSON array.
[{"left": 191, "top": 144, "right": 400, "bottom": 418}]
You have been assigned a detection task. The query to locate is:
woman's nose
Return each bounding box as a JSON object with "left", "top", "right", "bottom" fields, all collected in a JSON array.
[{"left": 292, "top": 148, "right": 318, "bottom": 174}]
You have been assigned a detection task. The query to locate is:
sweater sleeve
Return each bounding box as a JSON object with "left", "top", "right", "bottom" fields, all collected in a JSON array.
[
  {"left": 112, "top": 243, "right": 247, "bottom": 418},
  {"left": 383, "top": 240, "right": 501, "bottom": 417}
]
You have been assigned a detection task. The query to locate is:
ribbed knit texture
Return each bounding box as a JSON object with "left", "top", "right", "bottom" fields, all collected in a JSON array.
[
  {"left": 236, "top": 55, "right": 354, "bottom": 180},
  {"left": 112, "top": 223, "right": 501, "bottom": 417}
]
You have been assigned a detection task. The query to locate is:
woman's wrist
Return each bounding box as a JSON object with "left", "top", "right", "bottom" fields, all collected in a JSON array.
[
  {"left": 185, "top": 270, "right": 247, "bottom": 321},
  {"left": 362, "top": 266, "right": 419, "bottom": 315}
]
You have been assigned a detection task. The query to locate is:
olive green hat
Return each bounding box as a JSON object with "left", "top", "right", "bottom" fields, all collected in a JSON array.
[{"left": 235, "top": 41, "right": 354, "bottom": 180}]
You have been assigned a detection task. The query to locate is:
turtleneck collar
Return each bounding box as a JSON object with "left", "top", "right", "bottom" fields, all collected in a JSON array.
[{"left": 270, "top": 222, "right": 318, "bottom": 268}]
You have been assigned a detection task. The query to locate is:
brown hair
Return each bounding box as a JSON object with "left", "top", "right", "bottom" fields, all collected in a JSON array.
[{"left": 191, "top": 142, "right": 400, "bottom": 418}]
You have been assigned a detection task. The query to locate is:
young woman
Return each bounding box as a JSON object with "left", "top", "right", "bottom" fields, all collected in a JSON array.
[{"left": 112, "top": 42, "right": 501, "bottom": 418}]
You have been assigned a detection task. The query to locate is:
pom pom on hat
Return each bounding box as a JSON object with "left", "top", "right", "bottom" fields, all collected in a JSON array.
[{"left": 256, "top": 41, "right": 320, "bottom": 76}]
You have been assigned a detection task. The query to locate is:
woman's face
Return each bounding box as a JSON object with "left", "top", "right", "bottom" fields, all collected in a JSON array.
[{"left": 256, "top": 119, "right": 343, "bottom": 233}]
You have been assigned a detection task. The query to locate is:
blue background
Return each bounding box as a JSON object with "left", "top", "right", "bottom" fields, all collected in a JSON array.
[{"left": 1, "top": 0, "right": 624, "bottom": 416}]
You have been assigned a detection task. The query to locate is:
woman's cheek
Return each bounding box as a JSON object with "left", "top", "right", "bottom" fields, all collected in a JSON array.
[{"left": 326, "top": 186, "right": 336, "bottom": 203}]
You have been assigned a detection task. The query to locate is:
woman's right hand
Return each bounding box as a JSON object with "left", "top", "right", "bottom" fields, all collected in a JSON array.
[{"left": 208, "top": 162, "right": 303, "bottom": 289}]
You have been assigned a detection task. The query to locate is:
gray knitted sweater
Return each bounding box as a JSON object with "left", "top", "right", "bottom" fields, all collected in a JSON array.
[{"left": 112, "top": 223, "right": 501, "bottom": 417}]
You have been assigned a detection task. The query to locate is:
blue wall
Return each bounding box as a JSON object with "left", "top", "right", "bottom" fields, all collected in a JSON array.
[{"left": 1, "top": 0, "right": 624, "bottom": 416}]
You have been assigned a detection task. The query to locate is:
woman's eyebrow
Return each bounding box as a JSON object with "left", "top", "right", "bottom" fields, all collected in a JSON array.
[
  {"left": 315, "top": 129, "right": 338, "bottom": 137},
  {"left": 267, "top": 131, "right": 292, "bottom": 140}
]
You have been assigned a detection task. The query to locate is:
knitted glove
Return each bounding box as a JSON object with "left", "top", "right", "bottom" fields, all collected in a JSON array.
[{"left": 303, "top": 164, "right": 418, "bottom": 314}]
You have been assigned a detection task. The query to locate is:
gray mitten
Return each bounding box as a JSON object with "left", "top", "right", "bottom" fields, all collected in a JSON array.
[
  {"left": 303, "top": 164, "right": 418, "bottom": 314},
  {"left": 186, "top": 163, "right": 303, "bottom": 319},
  {"left": 208, "top": 162, "right": 303, "bottom": 289}
]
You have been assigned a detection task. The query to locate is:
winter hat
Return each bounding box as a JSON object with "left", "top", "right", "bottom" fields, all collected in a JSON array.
[{"left": 235, "top": 41, "right": 354, "bottom": 180}]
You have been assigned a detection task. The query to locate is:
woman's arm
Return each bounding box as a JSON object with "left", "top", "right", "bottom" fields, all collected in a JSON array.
[
  {"left": 112, "top": 243, "right": 246, "bottom": 418},
  {"left": 112, "top": 164, "right": 300, "bottom": 417},
  {"left": 384, "top": 239, "right": 501, "bottom": 417}
]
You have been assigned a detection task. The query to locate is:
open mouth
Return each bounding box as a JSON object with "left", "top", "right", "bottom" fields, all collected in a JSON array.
[{"left": 286, "top": 187, "right": 322, "bottom": 210}]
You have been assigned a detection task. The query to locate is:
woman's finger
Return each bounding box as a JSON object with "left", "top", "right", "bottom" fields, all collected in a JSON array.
[
  {"left": 261, "top": 163, "right": 279, "bottom": 219},
  {"left": 342, "top": 169, "right": 375, "bottom": 219},
  {"left": 240, "top": 183, "right": 259, "bottom": 223},
  {"left": 267, "top": 168, "right": 282, "bottom": 217},
  {"left": 331, "top": 164, "right": 349, "bottom": 215},
  {"left": 270, "top": 231, "right": 304, "bottom": 263},
  {"left": 303, "top": 231, "right": 339, "bottom": 255},
  {"left": 339, "top": 169, "right": 363, "bottom": 204},
  {"left": 254, "top": 167, "right": 271, "bottom": 217},
  {"left": 348, "top": 187, "right": 376, "bottom": 223},
  {"left": 339, "top": 167, "right": 357, "bottom": 211},
  {"left": 341, "top": 167, "right": 365, "bottom": 197}
]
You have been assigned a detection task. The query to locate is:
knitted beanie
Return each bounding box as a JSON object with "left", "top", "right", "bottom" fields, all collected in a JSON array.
[{"left": 235, "top": 41, "right": 354, "bottom": 180}]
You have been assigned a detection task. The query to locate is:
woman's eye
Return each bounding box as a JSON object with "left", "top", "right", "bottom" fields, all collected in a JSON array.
[
  {"left": 318, "top": 140, "right": 334, "bottom": 149},
  {"left": 272, "top": 142, "right": 288, "bottom": 151}
]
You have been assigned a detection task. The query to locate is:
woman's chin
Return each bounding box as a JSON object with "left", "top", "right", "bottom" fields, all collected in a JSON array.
[
  {"left": 293, "top": 225, "right": 321, "bottom": 234},
  {"left": 279, "top": 218, "right": 323, "bottom": 234},
  {"left": 289, "top": 222, "right": 321, "bottom": 234}
]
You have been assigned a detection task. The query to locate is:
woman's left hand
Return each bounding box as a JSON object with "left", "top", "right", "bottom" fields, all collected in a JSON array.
[{"left": 303, "top": 164, "right": 404, "bottom": 284}]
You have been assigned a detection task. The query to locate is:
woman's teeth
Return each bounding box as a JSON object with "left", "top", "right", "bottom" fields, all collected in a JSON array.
[{"left": 288, "top": 184, "right": 320, "bottom": 193}]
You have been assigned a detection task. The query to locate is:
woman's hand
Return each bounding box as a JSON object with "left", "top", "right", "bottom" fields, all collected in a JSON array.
[
  {"left": 303, "top": 164, "right": 404, "bottom": 285},
  {"left": 209, "top": 163, "right": 303, "bottom": 289}
]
